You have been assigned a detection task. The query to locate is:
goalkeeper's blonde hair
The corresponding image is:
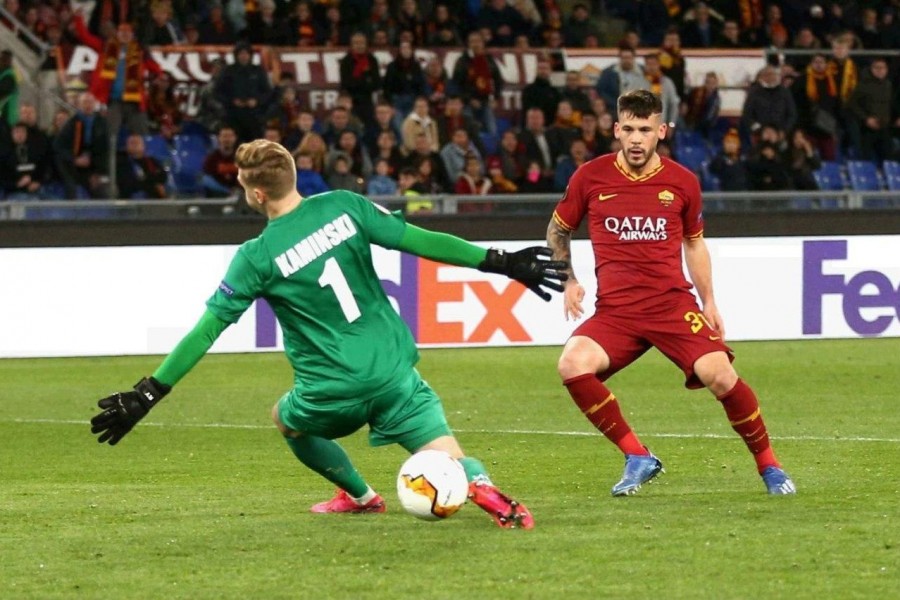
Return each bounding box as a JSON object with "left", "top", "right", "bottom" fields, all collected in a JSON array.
[{"left": 235, "top": 139, "right": 297, "bottom": 201}]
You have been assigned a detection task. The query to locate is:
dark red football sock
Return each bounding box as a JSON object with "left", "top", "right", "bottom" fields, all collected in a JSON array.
[
  {"left": 564, "top": 374, "right": 648, "bottom": 456},
  {"left": 717, "top": 379, "right": 780, "bottom": 473}
]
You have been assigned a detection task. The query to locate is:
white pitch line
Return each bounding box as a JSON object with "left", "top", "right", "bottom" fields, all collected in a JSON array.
[{"left": 8, "top": 418, "right": 900, "bottom": 443}]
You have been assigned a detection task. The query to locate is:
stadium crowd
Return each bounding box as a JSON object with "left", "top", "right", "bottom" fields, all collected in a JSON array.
[{"left": 2, "top": 0, "right": 900, "bottom": 210}]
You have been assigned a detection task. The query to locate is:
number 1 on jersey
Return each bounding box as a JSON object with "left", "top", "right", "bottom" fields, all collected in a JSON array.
[{"left": 318, "top": 257, "right": 361, "bottom": 323}]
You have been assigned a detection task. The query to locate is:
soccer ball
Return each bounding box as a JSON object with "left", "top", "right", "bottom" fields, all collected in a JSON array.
[{"left": 396, "top": 450, "right": 469, "bottom": 520}]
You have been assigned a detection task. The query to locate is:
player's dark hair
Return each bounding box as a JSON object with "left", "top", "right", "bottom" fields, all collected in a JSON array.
[{"left": 617, "top": 90, "right": 662, "bottom": 119}]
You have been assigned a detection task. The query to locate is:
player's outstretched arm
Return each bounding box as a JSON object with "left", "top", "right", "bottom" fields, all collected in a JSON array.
[
  {"left": 396, "top": 224, "right": 568, "bottom": 301},
  {"left": 90, "top": 310, "right": 230, "bottom": 446}
]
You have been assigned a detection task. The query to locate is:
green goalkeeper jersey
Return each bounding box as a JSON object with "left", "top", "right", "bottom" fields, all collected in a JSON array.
[{"left": 206, "top": 190, "right": 416, "bottom": 401}]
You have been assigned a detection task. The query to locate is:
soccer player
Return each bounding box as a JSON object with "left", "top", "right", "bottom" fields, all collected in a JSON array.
[
  {"left": 90, "top": 139, "right": 568, "bottom": 529},
  {"left": 546, "top": 90, "right": 796, "bottom": 496}
]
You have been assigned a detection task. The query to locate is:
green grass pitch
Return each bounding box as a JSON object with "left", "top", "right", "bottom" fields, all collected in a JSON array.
[{"left": 2, "top": 339, "right": 898, "bottom": 599}]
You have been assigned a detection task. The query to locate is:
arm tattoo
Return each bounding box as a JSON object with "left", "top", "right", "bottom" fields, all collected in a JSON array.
[{"left": 546, "top": 220, "right": 577, "bottom": 282}]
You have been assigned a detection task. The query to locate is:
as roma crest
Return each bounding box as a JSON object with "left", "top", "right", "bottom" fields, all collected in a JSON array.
[{"left": 658, "top": 189, "right": 675, "bottom": 206}]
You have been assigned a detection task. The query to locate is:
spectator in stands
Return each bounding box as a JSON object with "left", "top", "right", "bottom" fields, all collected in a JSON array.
[
  {"left": 197, "top": 2, "right": 237, "bottom": 45},
  {"left": 684, "top": 71, "right": 721, "bottom": 138},
  {"left": 201, "top": 125, "right": 239, "bottom": 197},
  {"left": 554, "top": 137, "right": 589, "bottom": 192},
  {"left": 437, "top": 94, "right": 484, "bottom": 154},
  {"left": 288, "top": 1, "right": 320, "bottom": 47},
  {"left": 633, "top": 0, "right": 669, "bottom": 47},
  {"left": 659, "top": 29, "right": 687, "bottom": 101},
  {"left": 327, "top": 152, "right": 365, "bottom": 193},
  {"left": 357, "top": 101, "right": 396, "bottom": 155},
  {"left": 85, "top": 0, "right": 136, "bottom": 34},
  {"left": 216, "top": 41, "right": 272, "bottom": 143},
  {"left": 511, "top": 0, "right": 543, "bottom": 35},
  {"left": 383, "top": 40, "right": 426, "bottom": 127},
  {"left": 486, "top": 154, "right": 518, "bottom": 193},
  {"left": 396, "top": 0, "right": 426, "bottom": 46},
  {"left": 426, "top": 3, "right": 463, "bottom": 47},
  {"left": 243, "top": 0, "right": 290, "bottom": 45},
  {"left": 715, "top": 19, "right": 744, "bottom": 48},
  {"left": 53, "top": 92, "right": 110, "bottom": 199},
  {"left": 0, "top": 122, "right": 51, "bottom": 198},
  {"left": 398, "top": 165, "right": 432, "bottom": 213},
  {"left": 365, "top": 0, "right": 396, "bottom": 44},
  {"left": 521, "top": 56, "right": 561, "bottom": 127},
  {"left": 847, "top": 57, "right": 893, "bottom": 162},
  {"left": 266, "top": 75, "right": 301, "bottom": 140},
  {"left": 518, "top": 107, "right": 559, "bottom": 186},
  {"left": 440, "top": 126, "right": 482, "bottom": 183},
  {"left": 596, "top": 43, "right": 647, "bottom": 119},
  {"left": 548, "top": 99, "right": 579, "bottom": 145},
  {"left": 828, "top": 36, "right": 859, "bottom": 154},
  {"left": 370, "top": 130, "right": 405, "bottom": 178},
  {"left": 741, "top": 65, "right": 797, "bottom": 140},
  {"left": 319, "top": 107, "right": 352, "bottom": 149},
  {"left": 284, "top": 110, "right": 317, "bottom": 154},
  {"left": 708, "top": 128, "right": 749, "bottom": 192},
  {"left": 594, "top": 111, "right": 617, "bottom": 154},
  {"left": 748, "top": 140, "right": 792, "bottom": 191},
  {"left": 295, "top": 131, "right": 328, "bottom": 174},
  {"left": 147, "top": 73, "right": 182, "bottom": 135},
  {"left": 563, "top": 2, "right": 599, "bottom": 47},
  {"left": 680, "top": 1, "right": 721, "bottom": 48},
  {"left": 327, "top": 130, "right": 372, "bottom": 181},
  {"left": 495, "top": 129, "right": 526, "bottom": 183},
  {"left": 335, "top": 92, "right": 367, "bottom": 137},
  {"left": 16, "top": 104, "right": 49, "bottom": 166},
  {"left": 70, "top": 13, "right": 161, "bottom": 191},
  {"left": 643, "top": 53, "right": 680, "bottom": 129},
  {"left": 559, "top": 70, "right": 592, "bottom": 122},
  {"left": 793, "top": 53, "right": 841, "bottom": 160},
  {"left": 37, "top": 23, "right": 72, "bottom": 131},
  {"left": 339, "top": 32, "right": 382, "bottom": 125},
  {"left": 413, "top": 155, "right": 445, "bottom": 194},
  {"left": 116, "top": 133, "right": 169, "bottom": 199},
  {"left": 405, "top": 132, "right": 450, "bottom": 190},
  {"left": 787, "top": 27, "right": 821, "bottom": 73},
  {"left": 454, "top": 153, "right": 493, "bottom": 207},
  {"left": 263, "top": 125, "right": 283, "bottom": 144},
  {"left": 758, "top": 2, "right": 788, "bottom": 47},
  {"left": 141, "top": 0, "right": 185, "bottom": 46},
  {"left": 366, "top": 157, "right": 399, "bottom": 196},
  {"left": 295, "top": 151, "right": 330, "bottom": 196},
  {"left": 476, "top": 0, "right": 529, "bottom": 47},
  {"left": 785, "top": 128, "right": 821, "bottom": 191},
  {"left": 196, "top": 58, "right": 226, "bottom": 135},
  {"left": 576, "top": 110, "right": 606, "bottom": 156},
  {"left": 518, "top": 158, "right": 553, "bottom": 193},
  {"left": 452, "top": 31, "right": 503, "bottom": 136},
  {"left": 423, "top": 55, "right": 451, "bottom": 116},
  {"left": 320, "top": 4, "right": 351, "bottom": 47},
  {"left": 401, "top": 96, "right": 439, "bottom": 154}
]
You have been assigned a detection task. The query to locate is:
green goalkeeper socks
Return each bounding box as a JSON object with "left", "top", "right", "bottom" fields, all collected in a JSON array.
[
  {"left": 284, "top": 435, "right": 370, "bottom": 498},
  {"left": 459, "top": 456, "right": 494, "bottom": 486}
]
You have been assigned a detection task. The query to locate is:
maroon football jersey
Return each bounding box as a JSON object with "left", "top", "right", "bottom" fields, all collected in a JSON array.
[{"left": 553, "top": 153, "right": 704, "bottom": 312}]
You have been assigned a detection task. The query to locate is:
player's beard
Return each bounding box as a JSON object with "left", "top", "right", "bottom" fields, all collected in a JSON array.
[{"left": 624, "top": 144, "right": 653, "bottom": 170}]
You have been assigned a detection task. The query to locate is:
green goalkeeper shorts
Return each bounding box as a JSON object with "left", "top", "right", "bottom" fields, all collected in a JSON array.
[{"left": 277, "top": 368, "right": 452, "bottom": 451}]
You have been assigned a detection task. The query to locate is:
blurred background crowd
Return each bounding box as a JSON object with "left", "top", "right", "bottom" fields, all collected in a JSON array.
[{"left": 2, "top": 0, "right": 900, "bottom": 211}]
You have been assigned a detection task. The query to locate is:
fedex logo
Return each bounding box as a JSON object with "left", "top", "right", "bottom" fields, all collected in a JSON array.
[
  {"left": 254, "top": 253, "right": 531, "bottom": 347},
  {"left": 803, "top": 240, "right": 900, "bottom": 336}
]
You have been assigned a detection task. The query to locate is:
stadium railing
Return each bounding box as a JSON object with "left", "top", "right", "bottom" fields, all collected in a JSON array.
[{"left": 1, "top": 190, "right": 898, "bottom": 221}]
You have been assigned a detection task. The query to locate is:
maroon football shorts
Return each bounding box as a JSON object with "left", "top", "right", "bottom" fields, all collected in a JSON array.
[{"left": 571, "top": 293, "right": 734, "bottom": 389}]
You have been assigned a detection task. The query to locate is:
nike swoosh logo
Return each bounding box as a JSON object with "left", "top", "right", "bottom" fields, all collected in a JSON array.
[
  {"left": 709, "top": 335, "right": 721, "bottom": 341},
  {"left": 598, "top": 193, "right": 618, "bottom": 201}
]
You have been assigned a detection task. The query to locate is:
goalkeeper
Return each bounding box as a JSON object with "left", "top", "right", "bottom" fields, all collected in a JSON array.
[{"left": 90, "top": 139, "right": 567, "bottom": 530}]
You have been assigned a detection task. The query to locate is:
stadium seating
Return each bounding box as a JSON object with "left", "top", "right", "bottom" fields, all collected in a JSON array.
[
  {"left": 674, "top": 143, "right": 709, "bottom": 174},
  {"left": 811, "top": 161, "right": 845, "bottom": 209},
  {"left": 846, "top": 160, "right": 887, "bottom": 208},
  {"left": 172, "top": 134, "right": 210, "bottom": 196},
  {"left": 479, "top": 132, "right": 499, "bottom": 156},
  {"left": 845, "top": 160, "right": 882, "bottom": 191},
  {"left": 883, "top": 160, "right": 900, "bottom": 191},
  {"left": 143, "top": 135, "right": 173, "bottom": 164}
]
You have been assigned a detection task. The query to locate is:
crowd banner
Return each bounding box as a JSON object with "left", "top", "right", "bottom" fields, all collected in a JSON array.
[
  {"left": 1, "top": 236, "right": 898, "bottom": 358},
  {"left": 63, "top": 46, "right": 766, "bottom": 120}
]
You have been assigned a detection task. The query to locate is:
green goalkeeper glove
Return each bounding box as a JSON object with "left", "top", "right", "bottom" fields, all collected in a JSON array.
[
  {"left": 478, "top": 247, "right": 568, "bottom": 301},
  {"left": 90, "top": 377, "right": 170, "bottom": 446}
]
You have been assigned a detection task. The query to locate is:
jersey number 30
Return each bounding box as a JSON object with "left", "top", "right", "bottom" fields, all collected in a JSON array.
[{"left": 318, "top": 257, "right": 361, "bottom": 323}]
